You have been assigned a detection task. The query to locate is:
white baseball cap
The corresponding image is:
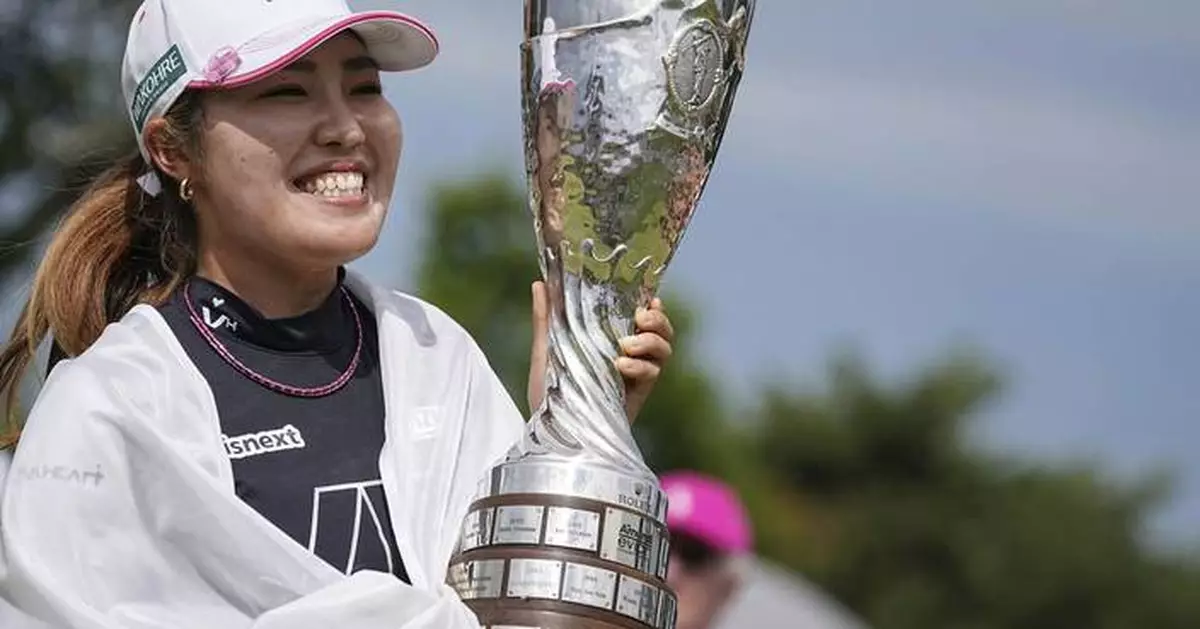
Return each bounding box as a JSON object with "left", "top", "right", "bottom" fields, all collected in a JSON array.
[{"left": 122, "top": 0, "right": 437, "bottom": 164}]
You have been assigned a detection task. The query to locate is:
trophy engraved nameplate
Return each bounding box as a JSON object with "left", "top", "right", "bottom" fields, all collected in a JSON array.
[{"left": 448, "top": 1, "right": 755, "bottom": 627}]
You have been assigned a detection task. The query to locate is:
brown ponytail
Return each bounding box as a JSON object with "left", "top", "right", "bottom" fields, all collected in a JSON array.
[{"left": 0, "top": 91, "right": 206, "bottom": 449}]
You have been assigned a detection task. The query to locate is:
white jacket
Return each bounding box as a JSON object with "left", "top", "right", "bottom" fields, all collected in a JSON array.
[{"left": 0, "top": 272, "right": 526, "bottom": 629}]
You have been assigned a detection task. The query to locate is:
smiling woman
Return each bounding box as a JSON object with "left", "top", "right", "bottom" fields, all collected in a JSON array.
[{"left": 0, "top": 1, "right": 677, "bottom": 629}]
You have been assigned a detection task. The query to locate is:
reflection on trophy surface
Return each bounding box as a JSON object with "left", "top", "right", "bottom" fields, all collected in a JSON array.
[{"left": 447, "top": 1, "right": 755, "bottom": 627}]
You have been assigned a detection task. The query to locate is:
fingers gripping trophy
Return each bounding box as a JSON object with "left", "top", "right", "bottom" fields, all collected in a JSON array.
[{"left": 447, "top": 2, "right": 755, "bottom": 627}]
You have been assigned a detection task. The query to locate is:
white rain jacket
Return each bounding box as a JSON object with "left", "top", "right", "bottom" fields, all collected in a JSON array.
[{"left": 0, "top": 271, "right": 526, "bottom": 629}]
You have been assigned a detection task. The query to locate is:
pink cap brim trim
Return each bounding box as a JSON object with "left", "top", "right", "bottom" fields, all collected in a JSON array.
[{"left": 187, "top": 11, "right": 437, "bottom": 90}]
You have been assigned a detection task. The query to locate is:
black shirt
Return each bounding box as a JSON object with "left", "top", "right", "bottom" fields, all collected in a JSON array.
[{"left": 149, "top": 272, "right": 410, "bottom": 582}]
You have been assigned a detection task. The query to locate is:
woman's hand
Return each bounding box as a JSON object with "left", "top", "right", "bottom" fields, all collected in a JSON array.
[{"left": 527, "top": 281, "right": 675, "bottom": 422}]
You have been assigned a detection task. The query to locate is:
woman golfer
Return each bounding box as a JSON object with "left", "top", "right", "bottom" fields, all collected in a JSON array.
[{"left": 0, "top": 1, "right": 674, "bottom": 628}]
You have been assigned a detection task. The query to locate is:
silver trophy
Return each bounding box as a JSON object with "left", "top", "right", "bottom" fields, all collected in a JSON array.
[{"left": 447, "top": 2, "right": 754, "bottom": 627}]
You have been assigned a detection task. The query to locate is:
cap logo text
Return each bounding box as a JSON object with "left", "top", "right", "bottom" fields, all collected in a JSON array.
[{"left": 132, "top": 44, "right": 187, "bottom": 129}]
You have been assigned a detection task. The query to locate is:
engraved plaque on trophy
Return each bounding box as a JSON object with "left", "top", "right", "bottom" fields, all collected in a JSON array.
[{"left": 447, "top": 2, "right": 755, "bottom": 627}]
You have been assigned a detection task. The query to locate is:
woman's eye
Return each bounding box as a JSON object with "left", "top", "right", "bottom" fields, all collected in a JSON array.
[
  {"left": 352, "top": 82, "right": 383, "bottom": 96},
  {"left": 260, "top": 85, "right": 307, "bottom": 99}
]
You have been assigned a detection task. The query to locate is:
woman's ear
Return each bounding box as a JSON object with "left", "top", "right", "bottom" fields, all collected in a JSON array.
[{"left": 143, "top": 117, "right": 194, "bottom": 182}]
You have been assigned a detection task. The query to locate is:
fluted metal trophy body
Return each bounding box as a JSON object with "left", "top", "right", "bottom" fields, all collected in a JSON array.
[{"left": 447, "top": 2, "right": 754, "bottom": 627}]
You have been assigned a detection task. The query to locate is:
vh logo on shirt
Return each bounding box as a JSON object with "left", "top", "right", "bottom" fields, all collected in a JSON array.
[{"left": 202, "top": 296, "right": 239, "bottom": 332}]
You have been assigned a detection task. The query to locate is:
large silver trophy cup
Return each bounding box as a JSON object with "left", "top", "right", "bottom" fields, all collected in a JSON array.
[{"left": 448, "top": 2, "right": 755, "bottom": 627}]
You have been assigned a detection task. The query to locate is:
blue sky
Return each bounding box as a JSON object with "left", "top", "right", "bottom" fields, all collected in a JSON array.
[{"left": 349, "top": 0, "right": 1200, "bottom": 545}]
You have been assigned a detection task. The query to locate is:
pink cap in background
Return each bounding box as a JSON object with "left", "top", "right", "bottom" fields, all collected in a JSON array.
[{"left": 660, "top": 470, "right": 753, "bottom": 555}]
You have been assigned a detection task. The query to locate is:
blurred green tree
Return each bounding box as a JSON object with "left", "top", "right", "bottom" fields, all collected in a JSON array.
[
  {"left": 751, "top": 351, "right": 1200, "bottom": 629},
  {"left": 0, "top": 0, "right": 138, "bottom": 286}
]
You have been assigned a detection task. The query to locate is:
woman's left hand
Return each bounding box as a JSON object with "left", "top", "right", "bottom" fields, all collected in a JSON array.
[{"left": 527, "top": 280, "right": 675, "bottom": 423}]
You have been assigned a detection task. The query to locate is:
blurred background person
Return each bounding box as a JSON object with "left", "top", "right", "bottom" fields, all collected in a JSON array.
[{"left": 661, "top": 470, "right": 754, "bottom": 629}]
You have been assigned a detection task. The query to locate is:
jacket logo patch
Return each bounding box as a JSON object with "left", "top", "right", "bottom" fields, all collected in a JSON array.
[
  {"left": 412, "top": 406, "right": 441, "bottom": 439},
  {"left": 223, "top": 424, "right": 306, "bottom": 460},
  {"left": 14, "top": 464, "right": 105, "bottom": 488}
]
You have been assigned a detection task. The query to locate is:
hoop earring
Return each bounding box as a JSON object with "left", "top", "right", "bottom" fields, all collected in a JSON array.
[{"left": 179, "top": 177, "right": 194, "bottom": 202}]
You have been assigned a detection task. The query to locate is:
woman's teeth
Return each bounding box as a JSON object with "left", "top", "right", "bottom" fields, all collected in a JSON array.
[{"left": 302, "top": 172, "right": 365, "bottom": 197}]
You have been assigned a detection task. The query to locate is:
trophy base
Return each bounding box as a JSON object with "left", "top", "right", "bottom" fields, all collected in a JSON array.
[
  {"left": 448, "top": 459, "right": 677, "bottom": 629},
  {"left": 464, "top": 599, "right": 660, "bottom": 629}
]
